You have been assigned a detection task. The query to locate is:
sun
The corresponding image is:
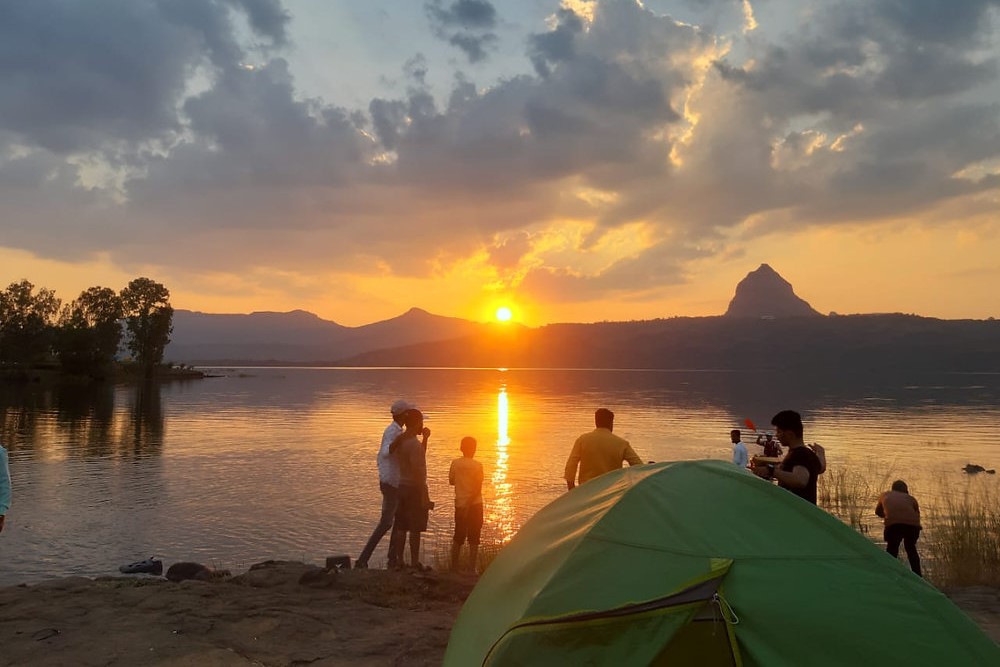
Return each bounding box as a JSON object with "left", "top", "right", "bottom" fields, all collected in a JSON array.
[{"left": 495, "top": 306, "right": 513, "bottom": 322}]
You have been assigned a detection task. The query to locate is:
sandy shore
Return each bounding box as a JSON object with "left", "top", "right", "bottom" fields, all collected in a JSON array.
[{"left": 1, "top": 560, "right": 997, "bottom": 666}]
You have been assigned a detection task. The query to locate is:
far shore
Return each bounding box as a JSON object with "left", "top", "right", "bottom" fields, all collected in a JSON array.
[
  {"left": 0, "top": 364, "right": 205, "bottom": 384},
  {"left": 0, "top": 560, "right": 997, "bottom": 666}
]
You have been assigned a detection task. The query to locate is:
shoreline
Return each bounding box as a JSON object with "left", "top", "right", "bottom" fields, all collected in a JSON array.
[
  {"left": 0, "top": 560, "right": 997, "bottom": 666},
  {"left": 0, "top": 560, "right": 477, "bottom": 667}
]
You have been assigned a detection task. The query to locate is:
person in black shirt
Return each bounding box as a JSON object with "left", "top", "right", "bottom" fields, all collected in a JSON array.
[
  {"left": 755, "top": 410, "right": 822, "bottom": 504},
  {"left": 763, "top": 433, "right": 782, "bottom": 458}
]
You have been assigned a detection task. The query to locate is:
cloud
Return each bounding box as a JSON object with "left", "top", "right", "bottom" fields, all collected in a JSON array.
[
  {"left": 2, "top": 0, "right": 1000, "bottom": 312},
  {"left": 425, "top": 0, "right": 499, "bottom": 63},
  {"left": 528, "top": 7, "right": 585, "bottom": 77},
  {"left": 426, "top": 0, "right": 497, "bottom": 28},
  {"left": 0, "top": 0, "right": 289, "bottom": 156}
]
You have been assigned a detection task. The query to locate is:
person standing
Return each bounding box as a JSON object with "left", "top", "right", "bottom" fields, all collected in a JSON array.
[
  {"left": 356, "top": 399, "right": 411, "bottom": 569},
  {"left": 0, "top": 441, "right": 10, "bottom": 534},
  {"left": 876, "top": 480, "right": 922, "bottom": 576},
  {"left": 387, "top": 409, "right": 431, "bottom": 569},
  {"left": 449, "top": 436, "right": 484, "bottom": 573},
  {"left": 730, "top": 429, "right": 749, "bottom": 468},
  {"left": 755, "top": 410, "right": 822, "bottom": 504},
  {"left": 565, "top": 409, "right": 643, "bottom": 490},
  {"left": 763, "top": 433, "right": 782, "bottom": 458}
]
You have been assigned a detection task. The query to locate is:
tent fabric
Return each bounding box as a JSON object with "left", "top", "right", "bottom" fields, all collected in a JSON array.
[{"left": 444, "top": 460, "right": 1000, "bottom": 666}]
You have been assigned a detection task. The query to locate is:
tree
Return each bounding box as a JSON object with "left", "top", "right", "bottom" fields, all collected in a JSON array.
[
  {"left": 0, "top": 280, "right": 61, "bottom": 366},
  {"left": 120, "top": 278, "right": 174, "bottom": 379},
  {"left": 56, "top": 287, "right": 124, "bottom": 376}
]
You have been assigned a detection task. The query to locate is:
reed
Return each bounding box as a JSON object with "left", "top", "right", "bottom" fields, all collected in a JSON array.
[
  {"left": 924, "top": 483, "right": 1000, "bottom": 588},
  {"left": 819, "top": 462, "right": 1000, "bottom": 588},
  {"left": 818, "top": 461, "right": 895, "bottom": 534},
  {"left": 430, "top": 519, "right": 508, "bottom": 574}
]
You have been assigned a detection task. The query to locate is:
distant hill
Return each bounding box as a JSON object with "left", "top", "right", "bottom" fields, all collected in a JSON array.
[
  {"left": 166, "top": 307, "right": 497, "bottom": 364},
  {"left": 165, "top": 266, "right": 1000, "bottom": 371},
  {"left": 725, "top": 264, "right": 821, "bottom": 318},
  {"left": 338, "top": 314, "right": 1000, "bottom": 372}
]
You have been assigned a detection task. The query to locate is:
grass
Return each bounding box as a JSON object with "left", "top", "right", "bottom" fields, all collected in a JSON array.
[
  {"left": 818, "top": 462, "right": 896, "bottom": 534},
  {"left": 925, "top": 484, "right": 1000, "bottom": 588},
  {"left": 819, "top": 462, "right": 1000, "bottom": 588},
  {"left": 430, "top": 519, "right": 508, "bottom": 575}
]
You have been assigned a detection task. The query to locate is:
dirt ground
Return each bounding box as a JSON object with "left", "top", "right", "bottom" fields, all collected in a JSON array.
[{"left": 0, "top": 561, "right": 997, "bottom": 666}]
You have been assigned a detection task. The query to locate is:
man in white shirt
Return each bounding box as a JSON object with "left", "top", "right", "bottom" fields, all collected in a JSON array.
[
  {"left": 731, "top": 429, "right": 749, "bottom": 468},
  {"left": 356, "top": 399, "right": 412, "bottom": 568}
]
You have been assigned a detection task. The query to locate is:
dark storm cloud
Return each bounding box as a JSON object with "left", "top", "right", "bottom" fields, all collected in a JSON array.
[{"left": 425, "top": 0, "right": 499, "bottom": 63}]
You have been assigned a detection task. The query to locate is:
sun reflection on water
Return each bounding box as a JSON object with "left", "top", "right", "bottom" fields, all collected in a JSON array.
[{"left": 489, "top": 385, "right": 517, "bottom": 543}]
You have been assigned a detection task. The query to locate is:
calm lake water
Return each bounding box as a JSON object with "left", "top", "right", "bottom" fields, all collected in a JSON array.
[{"left": 1, "top": 367, "right": 999, "bottom": 585}]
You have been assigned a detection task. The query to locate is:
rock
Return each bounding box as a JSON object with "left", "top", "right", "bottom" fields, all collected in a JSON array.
[
  {"left": 299, "top": 567, "right": 338, "bottom": 589},
  {"left": 165, "top": 562, "right": 231, "bottom": 583},
  {"left": 235, "top": 560, "right": 316, "bottom": 588},
  {"left": 724, "top": 264, "right": 821, "bottom": 319},
  {"left": 325, "top": 555, "right": 351, "bottom": 570}
]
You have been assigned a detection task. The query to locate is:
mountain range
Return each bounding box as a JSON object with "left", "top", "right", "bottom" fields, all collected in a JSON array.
[
  {"left": 165, "top": 266, "right": 1000, "bottom": 372},
  {"left": 166, "top": 307, "right": 506, "bottom": 364}
]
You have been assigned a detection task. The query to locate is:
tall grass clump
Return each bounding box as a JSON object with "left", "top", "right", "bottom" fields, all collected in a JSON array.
[
  {"left": 818, "top": 462, "right": 894, "bottom": 534},
  {"left": 430, "top": 519, "right": 510, "bottom": 575},
  {"left": 925, "top": 484, "right": 1000, "bottom": 588}
]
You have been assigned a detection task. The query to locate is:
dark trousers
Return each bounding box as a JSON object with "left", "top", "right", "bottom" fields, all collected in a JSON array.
[
  {"left": 885, "top": 523, "right": 922, "bottom": 576},
  {"left": 357, "top": 482, "right": 400, "bottom": 566}
]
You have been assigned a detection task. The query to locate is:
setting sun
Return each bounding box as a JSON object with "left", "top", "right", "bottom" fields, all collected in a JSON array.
[{"left": 495, "top": 306, "right": 513, "bottom": 322}]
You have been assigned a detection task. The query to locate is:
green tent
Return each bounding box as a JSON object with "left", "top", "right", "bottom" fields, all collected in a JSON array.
[{"left": 445, "top": 460, "right": 1000, "bottom": 666}]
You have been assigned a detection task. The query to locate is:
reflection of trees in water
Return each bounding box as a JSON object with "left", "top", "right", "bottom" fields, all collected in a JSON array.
[
  {"left": 120, "top": 382, "right": 164, "bottom": 458},
  {"left": 0, "top": 381, "right": 164, "bottom": 459},
  {"left": 0, "top": 382, "right": 53, "bottom": 453},
  {"left": 55, "top": 382, "right": 116, "bottom": 457}
]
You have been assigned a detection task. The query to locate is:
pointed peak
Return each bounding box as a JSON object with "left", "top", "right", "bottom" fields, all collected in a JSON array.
[{"left": 724, "top": 265, "right": 821, "bottom": 318}]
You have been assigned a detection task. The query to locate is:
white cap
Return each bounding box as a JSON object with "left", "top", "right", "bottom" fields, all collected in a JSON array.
[{"left": 390, "top": 399, "right": 413, "bottom": 416}]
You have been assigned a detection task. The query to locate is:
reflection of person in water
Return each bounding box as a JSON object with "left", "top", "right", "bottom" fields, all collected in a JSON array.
[{"left": 0, "top": 441, "right": 11, "bottom": 533}]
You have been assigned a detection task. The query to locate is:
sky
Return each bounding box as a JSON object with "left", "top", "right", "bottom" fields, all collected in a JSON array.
[{"left": 2, "top": 0, "right": 999, "bottom": 326}]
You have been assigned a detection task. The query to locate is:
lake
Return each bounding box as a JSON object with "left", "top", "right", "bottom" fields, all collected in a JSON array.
[{"left": 1, "top": 367, "right": 999, "bottom": 585}]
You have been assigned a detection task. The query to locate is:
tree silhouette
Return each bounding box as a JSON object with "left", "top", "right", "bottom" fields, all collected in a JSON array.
[
  {"left": 0, "top": 280, "right": 61, "bottom": 366},
  {"left": 120, "top": 278, "right": 174, "bottom": 379},
  {"left": 57, "top": 287, "right": 124, "bottom": 377}
]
